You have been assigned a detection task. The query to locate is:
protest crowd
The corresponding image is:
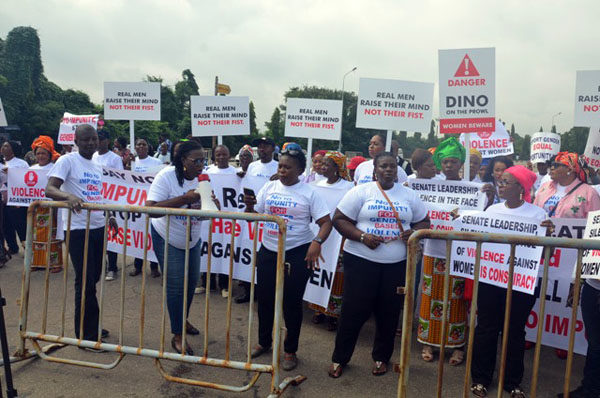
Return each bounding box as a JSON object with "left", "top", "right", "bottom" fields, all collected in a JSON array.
[{"left": 3, "top": 121, "right": 600, "bottom": 398}]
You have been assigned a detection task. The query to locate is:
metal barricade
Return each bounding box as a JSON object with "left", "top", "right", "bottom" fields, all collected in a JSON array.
[
  {"left": 12, "top": 201, "right": 304, "bottom": 397},
  {"left": 397, "top": 229, "right": 600, "bottom": 398}
]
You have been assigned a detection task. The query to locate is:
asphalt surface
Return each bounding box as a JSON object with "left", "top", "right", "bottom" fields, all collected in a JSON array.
[{"left": 0, "top": 250, "right": 587, "bottom": 397}]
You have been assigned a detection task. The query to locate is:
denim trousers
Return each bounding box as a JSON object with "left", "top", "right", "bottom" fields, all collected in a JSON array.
[{"left": 151, "top": 225, "right": 201, "bottom": 335}]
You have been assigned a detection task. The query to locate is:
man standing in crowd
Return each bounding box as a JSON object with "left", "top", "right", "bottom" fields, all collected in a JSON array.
[
  {"left": 246, "top": 137, "right": 278, "bottom": 179},
  {"left": 92, "top": 128, "right": 123, "bottom": 281},
  {"left": 46, "top": 124, "right": 117, "bottom": 345}
]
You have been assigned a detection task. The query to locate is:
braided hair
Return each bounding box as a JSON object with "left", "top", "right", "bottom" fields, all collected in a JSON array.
[{"left": 172, "top": 140, "right": 203, "bottom": 186}]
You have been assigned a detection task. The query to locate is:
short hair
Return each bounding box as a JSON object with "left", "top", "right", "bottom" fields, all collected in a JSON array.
[
  {"left": 411, "top": 148, "right": 432, "bottom": 171},
  {"left": 7, "top": 140, "right": 23, "bottom": 158},
  {"left": 74, "top": 124, "right": 96, "bottom": 138},
  {"left": 373, "top": 151, "right": 396, "bottom": 167}
]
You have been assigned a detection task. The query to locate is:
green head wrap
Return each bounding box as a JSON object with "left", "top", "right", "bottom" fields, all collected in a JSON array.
[{"left": 433, "top": 136, "right": 466, "bottom": 169}]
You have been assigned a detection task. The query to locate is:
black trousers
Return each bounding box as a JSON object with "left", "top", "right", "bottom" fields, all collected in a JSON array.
[
  {"left": 134, "top": 258, "right": 158, "bottom": 272},
  {"left": 3, "top": 205, "right": 26, "bottom": 253},
  {"left": 581, "top": 283, "right": 600, "bottom": 395},
  {"left": 332, "top": 252, "right": 405, "bottom": 365},
  {"left": 107, "top": 251, "right": 118, "bottom": 273},
  {"left": 471, "top": 283, "right": 536, "bottom": 391},
  {"left": 257, "top": 243, "right": 312, "bottom": 354},
  {"left": 69, "top": 227, "right": 105, "bottom": 340},
  {"left": 201, "top": 272, "right": 229, "bottom": 290}
]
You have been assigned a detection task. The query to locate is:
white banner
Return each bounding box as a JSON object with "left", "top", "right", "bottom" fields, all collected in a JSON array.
[
  {"left": 525, "top": 218, "right": 587, "bottom": 355},
  {"left": 581, "top": 210, "right": 600, "bottom": 280},
  {"left": 103, "top": 82, "right": 161, "bottom": 121},
  {"left": 574, "top": 70, "right": 600, "bottom": 127},
  {"left": 530, "top": 132, "right": 561, "bottom": 163},
  {"left": 190, "top": 96, "right": 250, "bottom": 137},
  {"left": 355, "top": 77, "right": 433, "bottom": 132},
  {"left": 450, "top": 212, "right": 546, "bottom": 295},
  {"left": 7, "top": 168, "right": 50, "bottom": 206},
  {"left": 57, "top": 112, "right": 99, "bottom": 145},
  {"left": 0, "top": 97, "right": 7, "bottom": 127},
  {"left": 102, "top": 168, "right": 158, "bottom": 262},
  {"left": 284, "top": 98, "right": 343, "bottom": 140},
  {"left": 582, "top": 126, "right": 600, "bottom": 169},
  {"left": 459, "top": 120, "right": 514, "bottom": 158},
  {"left": 439, "top": 47, "right": 495, "bottom": 134},
  {"left": 407, "top": 179, "right": 486, "bottom": 211}
]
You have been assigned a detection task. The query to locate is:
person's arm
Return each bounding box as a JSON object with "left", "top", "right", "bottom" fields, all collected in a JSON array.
[
  {"left": 401, "top": 217, "right": 430, "bottom": 242},
  {"left": 481, "top": 183, "right": 495, "bottom": 210},
  {"left": 146, "top": 190, "right": 199, "bottom": 214},
  {"left": 45, "top": 176, "right": 85, "bottom": 212},
  {"left": 332, "top": 209, "right": 384, "bottom": 249},
  {"left": 304, "top": 215, "right": 332, "bottom": 270}
]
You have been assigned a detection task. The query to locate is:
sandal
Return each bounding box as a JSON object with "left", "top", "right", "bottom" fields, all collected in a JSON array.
[
  {"left": 449, "top": 349, "right": 464, "bottom": 366},
  {"left": 509, "top": 387, "right": 525, "bottom": 398},
  {"left": 421, "top": 345, "right": 434, "bottom": 362},
  {"left": 372, "top": 361, "right": 387, "bottom": 376},
  {"left": 470, "top": 383, "right": 487, "bottom": 397},
  {"left": 328, "top": 362, "right": 343, "bottom": 378}
]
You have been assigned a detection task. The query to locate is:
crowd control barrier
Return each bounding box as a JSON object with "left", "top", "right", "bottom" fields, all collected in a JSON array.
[
  {"left": 396, "top": 229, "right": 600, "bottom": 398},
  {"left": 10, "top": 201, "right": 304, "bottom": 397}
]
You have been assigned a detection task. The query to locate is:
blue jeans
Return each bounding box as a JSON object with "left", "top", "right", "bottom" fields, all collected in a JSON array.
[
  {"left": 151, "top": 225, "right": 201, "bottom": 335},
  {"left": 581, "top": 283, "right": 600, "bottom": 395}
]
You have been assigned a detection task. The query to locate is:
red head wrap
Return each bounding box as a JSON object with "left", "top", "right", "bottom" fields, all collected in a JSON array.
[
  {"left": 505, "top": 165, "right": 537, "bottom": 203},
  {"left": 554, "top": 152, "right": 589, "bottom": 183},
  {"left": 31, "top": 135, "right": 60, "bottom": 162}
]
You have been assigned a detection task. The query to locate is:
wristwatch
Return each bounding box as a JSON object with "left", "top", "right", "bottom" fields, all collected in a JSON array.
[{"left": 313, "top": 237, "right": 324, "bottom": 244}]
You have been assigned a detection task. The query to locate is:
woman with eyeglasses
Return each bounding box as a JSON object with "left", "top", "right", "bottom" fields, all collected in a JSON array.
[
  {"left": 243, "top": 142, "right": 332, "bottom": 371},
  {"left": 471, "top": 165, "right": 553, "bottom": 398},
  {"left": 145, "top": 140, "right": 219, "bottom": 355},
  {"left": 328, "top": 151, "right": 429, "bottom": 378}
]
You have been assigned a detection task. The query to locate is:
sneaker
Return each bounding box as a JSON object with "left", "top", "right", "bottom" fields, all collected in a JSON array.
[
  {"left": 221, "top": 289, "right": 229, "bottom": 298},
  {"left": 195, "top": 287, "right": 206, "bottom": 295},
  {"left": 105, "top": 271, "right": 116, "bottom": 281},
  {"left": 282, "top": 352, "right": 298, "bottom": 371}
]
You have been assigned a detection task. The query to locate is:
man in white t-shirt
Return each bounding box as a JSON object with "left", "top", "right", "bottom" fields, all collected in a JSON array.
[
  {"left": 46, "top": 124, "right": 117, "bottom": 345},
  {"left": 246, "top": 137, "right": 278, "bottom": 179},
  {"left": 92, "top": 129, "right": 123, "bottom": 281}
]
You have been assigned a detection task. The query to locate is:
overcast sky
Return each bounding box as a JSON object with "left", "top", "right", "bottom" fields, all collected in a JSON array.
[{"left": 1, "top": 0, "right": 598, "bottom": 138}]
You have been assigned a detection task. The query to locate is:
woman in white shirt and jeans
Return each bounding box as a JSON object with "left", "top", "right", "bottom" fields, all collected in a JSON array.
[
  {"left": 243, "top": 142, "right": 332, "bottom": 371},
  {"left": 329, "top": 152, "right": 429, "bottom": 378}
]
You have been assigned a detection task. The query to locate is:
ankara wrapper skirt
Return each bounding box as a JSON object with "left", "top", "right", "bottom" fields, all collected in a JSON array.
[{"left": 417, "top": 256, "right": 467, "bottom": 348}]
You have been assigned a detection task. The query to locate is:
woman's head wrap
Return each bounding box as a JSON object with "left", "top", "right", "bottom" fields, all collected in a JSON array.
[
  {"left": 433, "top": 137, "right": 466, "bottom": 169},
  {"left": 313, "top": 150, "right": 327, "bottom": 158},
  {"left": 31, "top": 135, "right": 60, "bottom": 162},
  {"left": 324, "top": 150, "right": 348, "bottom": 180},
  {"left": 348, "top": 156, "right": 367, "bottom": 170},
  {"left": 238, "top": 144, "right": 253, "bottom": 156},
  {"left": 505, "top": 165, "right": 537, "bottom": 203},
  {"left": 469, "top": 148, "right": 482, "bottom": 162},
  {"left": 554, "top": 152, "right": 590, "bottom": 183}
]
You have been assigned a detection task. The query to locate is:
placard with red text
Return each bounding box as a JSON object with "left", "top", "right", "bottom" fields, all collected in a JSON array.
[
  {"left": 285, "top": 98, "right": 342, "bottom": 140},
  {"left": 190, "top": 96, "right": 250, "bottom": 137},
  {"left": 104, "top": 82, "right": 161, "bottom": 121}
]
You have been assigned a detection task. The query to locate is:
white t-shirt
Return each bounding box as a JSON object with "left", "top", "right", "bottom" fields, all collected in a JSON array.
[
  {"left": 93, "top": 151, "right": 123, "bottom": 170},
  {"left": 132, "top": 156, "right": 164, "bottom": 173},
  {"left": 486, "top": 201, "right": 548, "bottom": 223},
  {"left": 5, "top": 157, "right": 29, "bottom": 169},
  {"left": 542, "top": 184, "right": 567, "bottom": 214},
  {"left": 255, "top": 180, "right": 330, "bottom": 252},
  {"left": 246, "top": 159, "right": 278, "bottom": 179},
  {"left": 148, "top": 166, "right": 204, "bottom": 250},
  {"left": 353, "top": 159, "right": 408, "bottom": 185},
  {"left": 534, "top": 173, "right": 547, "bottom": 192},
  {"left": 155, "top": 152, "right": 171, "bottom": 164},
  {"left": 48, "top": 152, "right": 105, "bottom": 230},
  {"left": 313, "top": 178, "right": 354, "bottom": 214},
  {"left": 540, "top": 173, "right": 552, "bottom": 187},
  {"left": 206, "top": 164, "right": 237, "bottom": 175},
  {"left": 30, "top": 162, "right": 54, "bottom": 170},
  {"left": 337, "top": 182, "right": 428, "bottom": 264}
]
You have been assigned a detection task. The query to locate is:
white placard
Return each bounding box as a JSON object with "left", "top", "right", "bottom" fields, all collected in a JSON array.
[
  {"left": 57, "top": 112, "right": 99, "bottom": 145},
  {"left": 459, "top": 120, "right": 514, "bottom": 158},
  {"left": 284, "top": 98, "right": 342, "bottom": 140},
  {"left": 7, "top": 168, "right": 50, "bottom": 206},
  {"left": 439, "top": 47, "right": 495, "bottom": 134},
  {"left": 450, "top": 212, "right": 546, "bottom": 295},
  {"left": 574, "top": 70, "right": 600, "bottom": 127},
  {"left": 582, "top": 126, "right": 600, "bottom": 169},
  {"left": 104, "top": 82, "right": 161, "bottom": 121},
  {"left": 581, "top": 210, "right": 600, "bottom": 280},
  {"left": 355, "top": 77, "right": 434, "bottom": 132},
  {"left": 190, "top": 96, "right": 250, "bottom": 137},
  {"left": 0, "top": 98, "right": 7, "bottom": 127},
  {"left": 530, "top": 132, "right": 561, "bottom": 163},
  {"left": 408, "top": 179, "right": 486, "bottom": 211}
]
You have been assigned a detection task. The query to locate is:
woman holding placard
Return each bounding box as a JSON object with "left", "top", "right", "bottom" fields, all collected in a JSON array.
[
  {"left": 243, "top": 143, "right": 332, "bottom": 371},
  {"left": 418, "top": 137, "right": 469, "bottom": 365},
  {"left": 308, "top": 151, "right": 353, "bottom": 331},
  {"left": 328, "top": 151, "right": 429, "bottom": 378},
  {"left": 471, "top": 165, "right": 553, "bottom": 398}
]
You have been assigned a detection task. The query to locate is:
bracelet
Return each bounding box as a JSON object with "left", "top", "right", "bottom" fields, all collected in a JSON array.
[{"left": 360, "top": 233, "right": 365, "bottom": 243}]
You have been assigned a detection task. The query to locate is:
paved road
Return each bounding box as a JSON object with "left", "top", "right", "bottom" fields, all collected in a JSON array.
[{"left": 0, "top": 251, "right": 586, "bottom": 397}]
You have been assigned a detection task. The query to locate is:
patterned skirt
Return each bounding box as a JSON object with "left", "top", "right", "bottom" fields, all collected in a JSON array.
[{"left": 417, "top": 256, "right": 467, "bottom": 348}]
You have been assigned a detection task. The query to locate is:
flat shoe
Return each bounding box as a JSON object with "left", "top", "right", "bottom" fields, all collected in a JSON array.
[
  {"left": 250, "top": 344, "right": 270, "bottom": 359},
  {"left": 421, "top": 346, "right": 434, "bottom": 362},
  {"left": 328, "top": 362, "right": 343, "bottom": 378},
  {"left": 129, "top": 268, "right": 141, "bottom": 277},
  {"left": 449, "top": 349, "right": 464, "bottom": 366},
  {"left": 171, "top": 336, "right": 193, "bottom": 355},
  {"left": 372, "top": 361, "right": 387, "bottom": 376},
  {"left": 151, "top": 269, "right": 161, "bottom": 278},
  {"left": 471, "top": 383, "right": 487, "bottom": 397},
  {"left": 186, "top": 322, "right": 200, "bottom": 335},
  {"left": 282, "top": 352, "right": 298, "bottom": 371}
]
